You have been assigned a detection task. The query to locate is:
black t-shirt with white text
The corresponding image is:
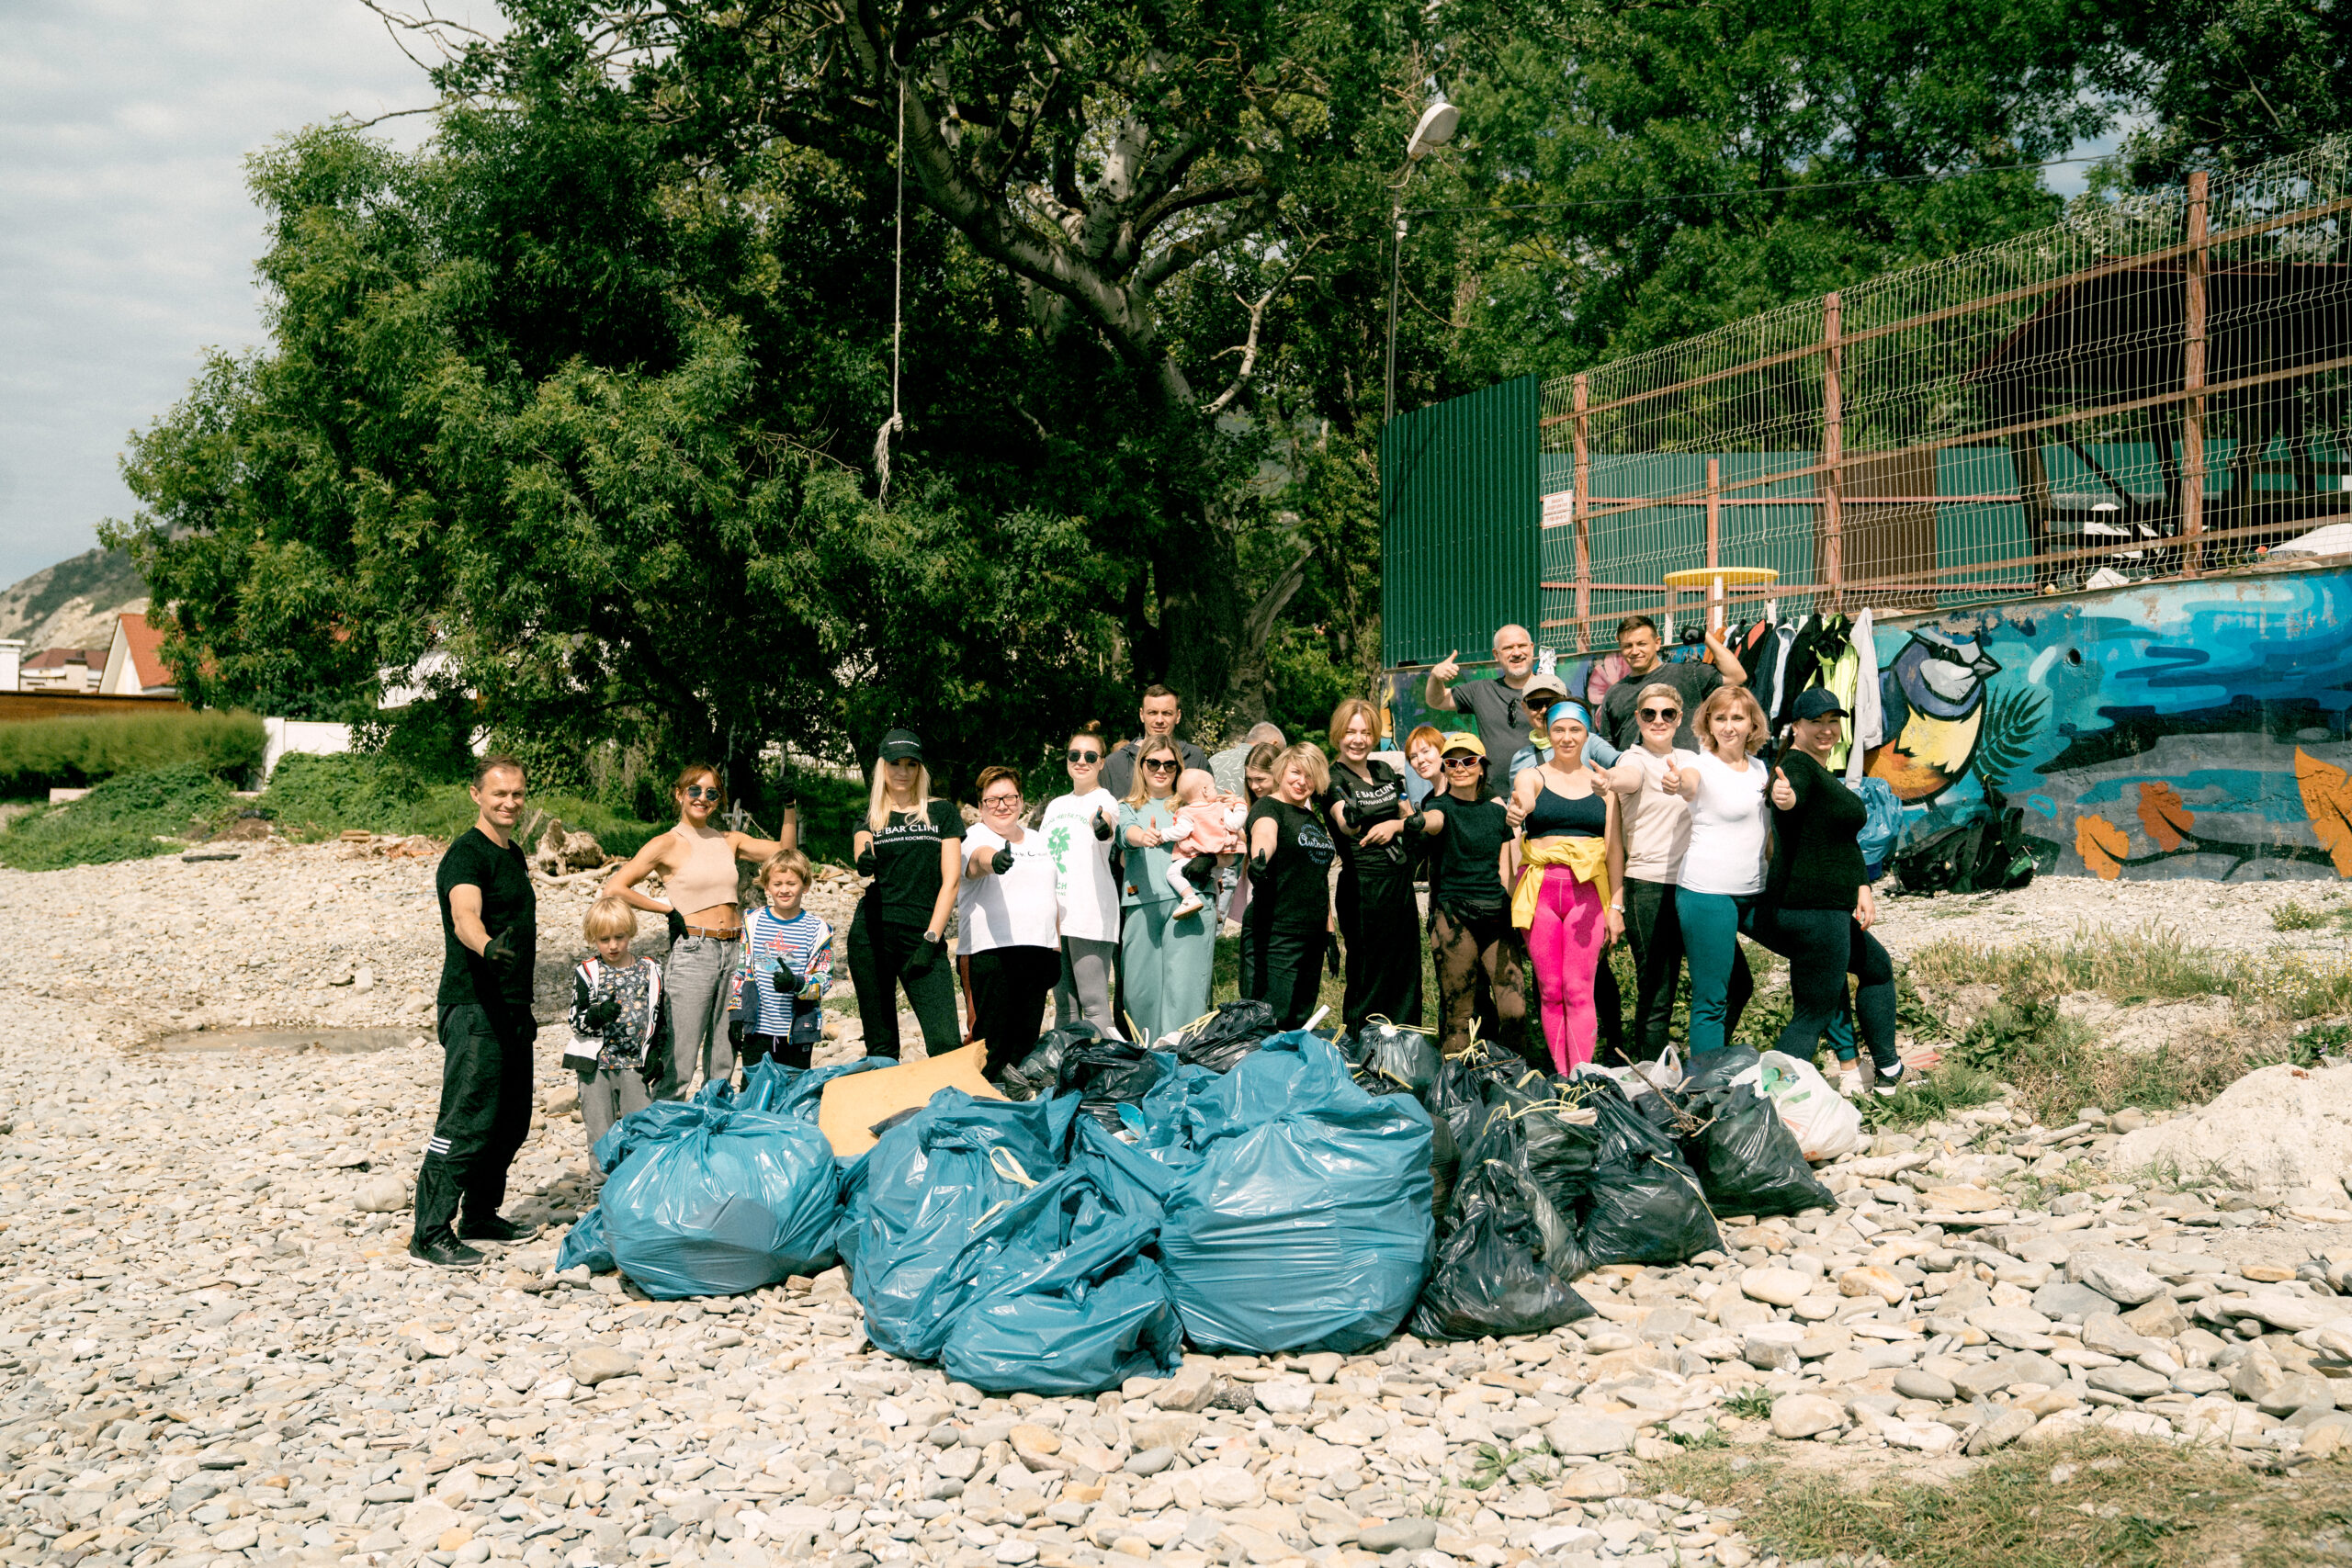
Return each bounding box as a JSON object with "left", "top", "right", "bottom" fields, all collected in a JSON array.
[
  {"left": 1320, "top": 759, "right": 1411, "bottom": 882},
  {"left": 1246, "top": 798, "right": 1336, "bottom": 931},
  {"left": 865, "top": 800, "right": 966, "bottom": 926}
]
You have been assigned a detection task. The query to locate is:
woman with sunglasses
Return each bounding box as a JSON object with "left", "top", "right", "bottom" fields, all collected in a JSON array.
[
  {"left": 959, "top": 766, "right": 1065, "bottom": 1078},
  {"left": 1414, "top": 733, "right": 1530, "bottom": 1060},
  {"left": 1508, "top": 701, "right": 1624, "bottom": 1074},
  {"left": 1597, "top": 681, "right": 1703, "bottom": 1063},
  {"left": 1243, "top": 741, "right": 1338, "bottom": 1028},
  {"left": 845, "top": 729, "right": 965, "bottom": 1060},
  {"left": 1323, "top": 698, "right": 1421, "bottom": 1032},
  {"left": 1118, "top": 738, "right": 1216, "bottom": 1042},
  {"left": 603, "top": 762, "right": 794, "bottom": 1098},
  {"left": 1039, "top": 724, "right": 1124, "bottom": 1036},
  {"left": 1668, "top": 687, "right": 1767, "bottom": 1055}
]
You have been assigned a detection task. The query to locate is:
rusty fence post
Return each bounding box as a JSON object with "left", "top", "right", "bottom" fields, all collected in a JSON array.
[
  {"left": 1705, "top": 457, "right": 1723, "bottom": 632},
  {"left": 2181, "top": 170, "right": 2210, "bottom": 577}
]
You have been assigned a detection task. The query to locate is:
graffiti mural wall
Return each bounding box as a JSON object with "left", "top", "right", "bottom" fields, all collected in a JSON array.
[{"left": 1868, "top": 566, "right": 2352, "bottom": 881}]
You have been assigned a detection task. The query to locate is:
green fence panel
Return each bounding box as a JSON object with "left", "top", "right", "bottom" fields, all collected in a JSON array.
[{"left": 1381, "top": 375, "right": 1540, "bottom": 668}]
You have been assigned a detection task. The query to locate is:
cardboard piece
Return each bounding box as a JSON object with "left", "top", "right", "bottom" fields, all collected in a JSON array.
[{"left": 818, "top": 1042, "right": 1004, "bottom": 1157}]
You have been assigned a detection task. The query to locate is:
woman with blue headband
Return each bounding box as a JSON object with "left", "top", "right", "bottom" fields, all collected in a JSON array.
[{"left": 1507, "top": 698, "right": 1624, "bottom": 1072}]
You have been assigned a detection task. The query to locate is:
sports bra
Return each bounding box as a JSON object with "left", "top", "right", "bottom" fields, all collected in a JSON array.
[
  {"left": 1523, "top": 785, "right": 1607, "bottom": 840},
  {"left": 665, "top": 829, "right": 741, "bottom": 916}
]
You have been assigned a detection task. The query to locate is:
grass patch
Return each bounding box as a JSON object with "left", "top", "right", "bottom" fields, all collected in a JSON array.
[
  {"left": 0, "top": 707, "right": 264, "bottom": 794},
  {"left": 1909, "top": 921, "right": 2352, "bottom": 1021},
  {"left": 1859, "top": 1060, "right": 2003, "bottom": 1128},
  {"left": 0, "top": 763, "right": 233, "bottom": 871},
  {"left": 256, "top": 752, "right": 667, "bottom": 859},
  {"left": 2273, "top": 898, "right": 2335, "bottom": 931},
  {"left": 1645, "top": 1432, "right": 2351, "bottom": 1568}
]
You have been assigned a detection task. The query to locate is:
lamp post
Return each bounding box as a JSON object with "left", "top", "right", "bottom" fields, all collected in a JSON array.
[{"left": 1384, "top": 98, "right": 1462, "bottom": 427}]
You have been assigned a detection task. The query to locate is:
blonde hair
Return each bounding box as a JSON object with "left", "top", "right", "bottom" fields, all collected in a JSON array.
[
  {"left": 1693, "top": 686, "right": 1770, "bottom": 757},
  {"left": 1326, "top": 697, "right": 1380, "bottom": 754},
  {"left": 867, "top": 757, "right": 935, "bottom": 833},
  {"left": 584, "top": 896, "right": 638, "bottom": 942},
  {"left": 1123, "top": 738, "right": 1184, "bottom": 807},
  {"left": 756, "top": 847, "right": 813, "bottom": 893},
  {"left": 1271, "top": 741, "right": 1330, "bottom": 796},
  {"left": 1634, "top": 681, "right": 1685, "bottom": 715}
]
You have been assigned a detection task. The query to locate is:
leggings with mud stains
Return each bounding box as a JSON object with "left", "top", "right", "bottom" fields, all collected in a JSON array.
[
  {"left": 1522, "top": 863, "right": 1609, "bottom": 1073},
  {"left": 1430, "top": 906, "right": 1532, "bottom": 1070}
]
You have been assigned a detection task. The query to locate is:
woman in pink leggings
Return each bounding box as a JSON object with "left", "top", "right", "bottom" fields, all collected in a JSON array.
[{"left": 1508, "top": 701, "right": 1624, "bottom": 1072}]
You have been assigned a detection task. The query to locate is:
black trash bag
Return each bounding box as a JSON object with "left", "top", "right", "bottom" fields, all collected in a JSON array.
[
  {"left": 1679, "top": 1044, "right": 1761, "bottom": 1097},
  {"left": 1003, "top": 1021, "right": 1102, "bottom": 1100},
  {"left": 1356, "top": 1023, "right": 1442, "bottom": 1097},
  {"left": 1423, "top": 1040, "right": 1521, "bottom": 1153},
  {"left": 1679, "top": 1080, "right": 1838, "bottom": 1218},
  {"left": 1061, "top": 1040, "right": 1170, "bottom": 1132},
  {"left": 1579, "top": 1077, "right": 1723, "bottom": 1267},
  {"left": 1409, "top": 1155, "right": 1594, "bottom": 1341},
  {"left": 1486, "top": 1072, "right": 1602, "bottom": 1210},
  {"left": 1633, "top": 1089, "right": 1683, "bottom": 1138},
  {"left": 1173, "top": 1000, "right": 1279, "bottom": 1074}
]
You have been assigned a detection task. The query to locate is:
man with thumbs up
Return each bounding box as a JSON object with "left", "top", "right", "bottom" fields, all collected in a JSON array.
[{"left": 1423, "top": 625, "right": 1541, "bottom": 773}]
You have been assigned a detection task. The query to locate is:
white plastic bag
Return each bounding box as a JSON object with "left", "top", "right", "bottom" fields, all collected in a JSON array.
[{"left": 1731, "top": 1050, "right": 1863, "bottom": 1162}]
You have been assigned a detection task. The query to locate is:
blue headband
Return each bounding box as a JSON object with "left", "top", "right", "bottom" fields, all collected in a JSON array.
[{"left": 1547, "top": 700, "right": 1589, "bottom": 728}]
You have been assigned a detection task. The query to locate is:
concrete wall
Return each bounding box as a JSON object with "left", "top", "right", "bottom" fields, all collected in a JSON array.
[{"left": 262, "top": 717, "right": 354, "bottom": 779}]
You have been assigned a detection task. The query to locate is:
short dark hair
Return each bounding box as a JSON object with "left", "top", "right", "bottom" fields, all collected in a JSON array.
[
  {"left": 471, "top": 754, "right": 526, "bottom": 787},
  {"left": 1616, "top": 615, "right": 1657, "bottom": 640},
  {"left": 974, "top": 765, "right": 1023, "bottom": 800},
  {"left": 1141, "top": 684, "right": 1179, "bottom": 704}
]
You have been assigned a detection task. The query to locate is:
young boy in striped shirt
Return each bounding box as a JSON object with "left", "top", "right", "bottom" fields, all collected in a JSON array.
[{"left": 729, "top": 849, "right": 834, "bottom": 1072}]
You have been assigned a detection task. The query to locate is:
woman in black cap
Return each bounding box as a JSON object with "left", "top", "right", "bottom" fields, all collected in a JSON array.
[
  {"left": 1760, "top": 688, "right": 1905, "bottom": 1096},
  {"left": 846, "top": 729, "right": 965, "bottom": 1058}
]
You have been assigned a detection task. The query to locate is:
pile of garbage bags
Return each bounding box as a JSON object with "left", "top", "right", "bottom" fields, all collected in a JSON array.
[{"left": 555, "top": 1020, "right": 1845, "bottom": 1389}]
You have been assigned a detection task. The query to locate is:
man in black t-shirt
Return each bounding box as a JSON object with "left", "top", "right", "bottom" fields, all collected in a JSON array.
[
  {"left": 1102, "top": 685, "right": 1211, "bottom": 801},
  {"left": 1594, "top": 614, "right": 1748, "bottom": 752},
  {"left": 1420, "top": 624, "right": 1540, "bottom": 769},
  {"left": 412, "top": 757, "right": 540, "bottom": 1267}
]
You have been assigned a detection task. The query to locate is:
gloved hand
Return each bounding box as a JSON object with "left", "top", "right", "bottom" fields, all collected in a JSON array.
[
  {"left": 1327, "top": 933, "right": 1343, "bottom": 976},
  {"left": 482, "top": 928, "right": 517, "bottom": 965},
  {"left": 728, "top": 1020, "right": 745, "bottom": 1048},
  {"left": 774, "top": 772, "right": 798, "bottom": 809},
  {"left": 904, "top": 931, "right": 944, "bottom": 977},
  {"left": 770, "top": 962, "right": 803, "bottom": 995},
  {"left": 990, "top": 844, "right": 1014, "bottom": 874},
  {"left": 582, "top": 998, "right": 620, "bottom": 1031},
  {"left": 856, "top": 845, "right": 878, "bottom": 876},
  {"left": 1092, "top": 813, "right": 1114, "bottom": 841},
  {"left": 1250, "top": 846, "right": 1271, "bottom": 875},
  {"left": 1331, "top": 798, "right": 1354, "bottom": 833},
  {"left": 665, "top": 908, "right": 688, "bottom": 945}
]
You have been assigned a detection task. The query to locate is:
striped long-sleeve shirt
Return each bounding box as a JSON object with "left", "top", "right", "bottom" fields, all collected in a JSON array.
[{"left": 728, "top": 907, "right": 833, "bottom": 1035}]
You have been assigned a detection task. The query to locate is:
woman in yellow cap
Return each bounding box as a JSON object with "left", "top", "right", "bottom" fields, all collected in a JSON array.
[
  {"left": 1410, "top": 732, "right": 1531, "bottom": 1061},
  {"left": 1507, "top": 700, "right": 1624, "bottom": 1072}
]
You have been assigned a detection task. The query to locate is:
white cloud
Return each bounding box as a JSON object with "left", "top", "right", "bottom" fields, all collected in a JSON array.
[{"left": 0, "top": 0, "right": 498, "bottom": 586}]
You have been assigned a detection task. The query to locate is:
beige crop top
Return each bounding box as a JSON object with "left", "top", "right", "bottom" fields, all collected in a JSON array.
[{"left": 665, "top": 829, "right": 741, "bottom": 916}]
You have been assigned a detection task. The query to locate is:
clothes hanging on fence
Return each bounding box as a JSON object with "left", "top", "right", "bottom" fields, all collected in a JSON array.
[{"left": 1847, "top": 607, "right": 1883, "bottom": 784}]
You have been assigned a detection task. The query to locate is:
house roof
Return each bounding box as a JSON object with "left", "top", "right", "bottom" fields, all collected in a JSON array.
[
  {"left": 112, "top": 614, "right": 174, "bottom": 692},
  {"left": 23, "top": 648, "right": 99, "bottom": 670}
]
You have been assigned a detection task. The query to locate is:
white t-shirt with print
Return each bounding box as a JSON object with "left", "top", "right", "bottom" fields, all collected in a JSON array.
[
  {"left": 959, "top": 821, "right": 1063, "bottom": 953},
  {"left": 1038, "top": 789, "right": 1121, "bottom": 942}
]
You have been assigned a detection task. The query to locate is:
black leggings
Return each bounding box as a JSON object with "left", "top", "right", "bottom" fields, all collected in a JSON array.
[
  {"left": 1338, "top": 867, "right": 1423, "bottom": 1032},
  {"left": 967, "top": 944, "right": 1062, "bottom": 1079},
  {"left": 845, "top": 906, "right": 961, "bottom": 1060},
  {"left": 1245, "top": 915, "right": 1327, "bottom": 1030},
  {"left": 1758, "top": 906, "right": 1898, "bottom": 1070},
  {"left": 1430, "top": 906, "right": 1532, "bottom": 1069}
]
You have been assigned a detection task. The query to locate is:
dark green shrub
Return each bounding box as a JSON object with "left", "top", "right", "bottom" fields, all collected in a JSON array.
[
  {"left": 256, "top": 750, "right": 667, "bottom": 859},
  {"left": 0, "top": 763, "right": 234, "bottom": 871},
  {"left": 0, "top": 709, "right": 266, "bottom": 795}
]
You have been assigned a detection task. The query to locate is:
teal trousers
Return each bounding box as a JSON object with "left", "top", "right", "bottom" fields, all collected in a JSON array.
[{"left": 1119, "top": 897, "right": 1216, "bottom": 1043}]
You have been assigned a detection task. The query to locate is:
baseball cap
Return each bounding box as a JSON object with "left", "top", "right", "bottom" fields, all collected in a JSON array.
[
  {"left": 877, "top": 728, "right": 926, "bottom": 762},
  {"left": 1521, "top": 668, "right": 1570, "bottom": 703},
  {"left": 1792, "top": 688, "right": 1850, "bottom": 722},
  {"left": 1440, "top": 730, "right": 1487, "bottom": 758}
]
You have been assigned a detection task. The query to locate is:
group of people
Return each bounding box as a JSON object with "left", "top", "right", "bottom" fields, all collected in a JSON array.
[{"left": 403, "top": 618, "right": 1905, "bottom": 1267}]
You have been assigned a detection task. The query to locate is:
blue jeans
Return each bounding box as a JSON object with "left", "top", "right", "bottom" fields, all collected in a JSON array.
[{"left": 1673, "top": 890, "right": 1756, "bottom": 1054}]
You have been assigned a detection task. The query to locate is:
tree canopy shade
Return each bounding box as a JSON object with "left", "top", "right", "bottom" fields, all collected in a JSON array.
[{"left": 109, "top": 0, "right": 2229, "bottom": 793}]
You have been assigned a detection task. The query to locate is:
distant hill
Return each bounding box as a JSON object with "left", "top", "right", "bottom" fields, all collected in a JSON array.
[{"left": 0, "top": 547, "right": 150, "bottom": 656}]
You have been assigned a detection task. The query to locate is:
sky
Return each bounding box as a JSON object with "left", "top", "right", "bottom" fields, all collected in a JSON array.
[{"left": 0, "top": 0, "right": 494, "bottom": 590}]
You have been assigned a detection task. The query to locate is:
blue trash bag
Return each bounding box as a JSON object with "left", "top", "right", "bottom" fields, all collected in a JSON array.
[
  {"left": 554, "top": 1209, "right": 612, "bottom": 1274},
  {"left": 1156, "top": 1032, "right": 1435, "bottom": 1355},
  {"left": 1068, "top": 1116, "right": 1188, "bottom": 1224},
  {"left": 849, "top": 1091, "right": 1080, "bottom": 1361},
  {"left": 738, "top": 1056, "right": 895, "bottom": 1120},
  {"left": 1856, "top": 777, "right": 1905, "bottom": 880},
  {"left": 589, "top": 1099, "right": 842, "bottom": 1299},
  {"left": 939, "top": 1166, "right": 1183, "bottom": 1396}
]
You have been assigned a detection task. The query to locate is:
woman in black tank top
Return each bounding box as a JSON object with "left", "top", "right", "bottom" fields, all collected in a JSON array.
[
  {"left": 1410, "top": 732, "right": 1532, "bottom": 1063},
  {"left": 1508, "top": 701, "right": 1624, "bottom": 1074}
]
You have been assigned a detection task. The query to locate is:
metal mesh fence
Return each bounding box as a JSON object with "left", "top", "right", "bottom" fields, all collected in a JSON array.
[{"left": 1536, "top": 139, "right": 2352, "bottom": 648}]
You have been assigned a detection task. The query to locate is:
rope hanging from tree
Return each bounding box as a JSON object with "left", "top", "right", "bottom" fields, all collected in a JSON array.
[{"left": 873, "top": 72, "right": 907, "bottom": 507}]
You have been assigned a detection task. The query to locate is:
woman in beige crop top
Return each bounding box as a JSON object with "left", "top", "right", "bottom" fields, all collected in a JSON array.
[{"left": 602, "top": 763, "right": 795, "bottom": 1097}]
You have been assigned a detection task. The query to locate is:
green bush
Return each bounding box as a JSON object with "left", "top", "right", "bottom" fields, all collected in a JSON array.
[
  {"left": 0, "top": 763, "right": 234, "bottom": 871},
  {"left": 0, "top": 709, "right": 266, "bottom": 795},
  {"left": 256, "top": 751, "right": 667, "bottom": 859}
]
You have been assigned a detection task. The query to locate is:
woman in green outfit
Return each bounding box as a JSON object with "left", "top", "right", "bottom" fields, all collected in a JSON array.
[{"left": 1117, "top": 737, "right": 1216, "bottom": 1042}]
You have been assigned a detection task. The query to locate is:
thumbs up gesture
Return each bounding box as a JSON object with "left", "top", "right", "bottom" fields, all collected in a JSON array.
[
  {"left": 1771, "top": 765, "right": 1795, "bottom": 809},
  {"left": 1430, "top": 649, "right": 1462, "bottom": 685},
  {"left": 1661, "top": 755, "right": 1686, "bottom": 795}
]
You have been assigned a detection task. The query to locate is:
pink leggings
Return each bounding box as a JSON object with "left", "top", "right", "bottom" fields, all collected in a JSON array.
[{"left": 1525, "top": 863, "right": 1607, "bottom": 1073}]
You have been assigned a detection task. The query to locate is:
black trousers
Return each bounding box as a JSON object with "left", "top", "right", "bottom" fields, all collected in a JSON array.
[
  {"left": 1757, "top": 906, "right": 1900, "bottom": 1070},
  {"left": 1619, "top": 877, "right": 1685, "bottom": 1062},
  {"left": 845, "top": 907, "right": 961, "bottom": 1059},
  {"left": 1245, "top": 916, "right": 1326, "bottom": 1031},
  {"left": 740, "top": 1031, "right": 811, "bottom": 1073},
  {"left": 1337, "top": 866, "right": 1423, "bottom": 1032},
  {"left": 967, "top": 945, "right": 1062, "bottom": 1078},
  {"left": 414, "top": 1000, "right": 536, "bottom": 1240}
]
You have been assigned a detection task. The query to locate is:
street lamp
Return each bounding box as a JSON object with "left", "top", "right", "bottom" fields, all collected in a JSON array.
[{"left": 1385, "top": 97, "right": 1462, "bottom": 426}]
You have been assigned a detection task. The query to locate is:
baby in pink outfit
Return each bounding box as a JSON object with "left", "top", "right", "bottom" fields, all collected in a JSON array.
[{"left": 1165, "top": 768, "right": 1245, "bottom": 918}]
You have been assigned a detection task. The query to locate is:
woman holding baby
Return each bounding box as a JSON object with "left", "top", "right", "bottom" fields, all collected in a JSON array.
[
  {"left": 1323, "top": 697, "right": 1421, "bottom": 1032},
  {"left": 1116, "top": 737, "right": 1222, "bottom": 1042}
]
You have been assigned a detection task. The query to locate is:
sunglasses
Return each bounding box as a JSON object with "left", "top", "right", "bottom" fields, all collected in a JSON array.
[
  {"left": 1638, "top": 707, "right": 1680, "bottom": 722},
  {"left": 1142, "top": 758, "right": 1180, "bottom": 773},
  {"left": 1066, "top": 749, "right": 1101, "bottom": 763},
  {"left": 1442, "top": 755, "right": 1482, "bottom": 770},
  {"left": 684, "top": 785, "right": 721, "bottom": 801}
]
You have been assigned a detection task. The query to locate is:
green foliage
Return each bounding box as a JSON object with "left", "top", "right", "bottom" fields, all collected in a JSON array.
[
  {"left": 0, "top": 764, "right": 233, "bottom": 872},
  {"left": 1721, "top": 1387, "right": 1776, "bottom": 1422},
  {"left": 0, "top": 709, "right": 266, "bottom": 795},
  {"left": 254, "top": 751, "right": 666, "bottom": 859}
]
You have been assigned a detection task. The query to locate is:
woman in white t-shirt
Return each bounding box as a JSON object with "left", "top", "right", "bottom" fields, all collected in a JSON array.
[
  {"left": 1668, "top": 685, "right": 1770, "bottom": 1054},
  {"left": 1036, "top": 724, "right": 1124, "bottom": 1038},
  {"left": 1599, "top": 681, "right": 1702, "bottom": 1062},
  {"left": 961, "top": 766, "right": 1066, "bottom": 1079}
]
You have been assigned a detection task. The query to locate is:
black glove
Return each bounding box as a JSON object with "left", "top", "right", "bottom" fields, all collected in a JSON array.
[
  {"left": 904, "top": 931, "right": 944, "bottom": 976},
  {"left": 1092, "top": 813, "right": 1113, "bottom": 841},
  {"left": 770, "top": 962, "right": 803, "bottom": 995},
  {"left": 1184, "top": 854, "right": 1217, "bottom": 886},
  {"left": 774, "top": 773, "right": 797, "bottom": 809},
  {"left": 665, "top": 908, "right": 688, "bottom": 945},
  {"left": 990, "top": 844, "right": 1014, "bottom": 874},
  {"left": 1250, "top": 846, "right": 1271, "bottom": 875},
  {"left": 482, "top": 929, "right": 516, "bottom": 965},
  {"left": 856, "top": 846, "right": 877, "bottom": 877},
  {"left": 1331, "top": 798, "right": 1353, "bottom": 833},
  {"left": 1405, "top": 809, "right": 1427, "bottom": 837},
  {"left": 1327, "top": 933, "right": 1343, "bottom": 976},
  {"left": 728, "top": 1020, "right": 745, "bottom": 1048},
  {"left": 582, "top": 998, "right": 620, "bottom": 1031}
]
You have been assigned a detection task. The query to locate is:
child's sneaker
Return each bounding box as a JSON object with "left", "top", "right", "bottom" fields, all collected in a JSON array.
[
  {"left": 1874, "top": 1059, "right": 1908, "bottom": 1097},
  {"left": 1170, "top": 896, "right": 1206, "bottom": 919},
  {"left": 1837, "top": 1064, "right": 1865, "bottom": 1098}
]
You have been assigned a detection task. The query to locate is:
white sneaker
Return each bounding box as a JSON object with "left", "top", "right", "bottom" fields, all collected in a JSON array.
[
  {"left": 1170, "top": 896, "right": 1205, "bottom": 919},
  {"left": 1838, "top": 1066, "right": 1865, "bottom": 1099},
  {"left": 1874, "top": 1060, "right": 1909, "bottom": 1097}
]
